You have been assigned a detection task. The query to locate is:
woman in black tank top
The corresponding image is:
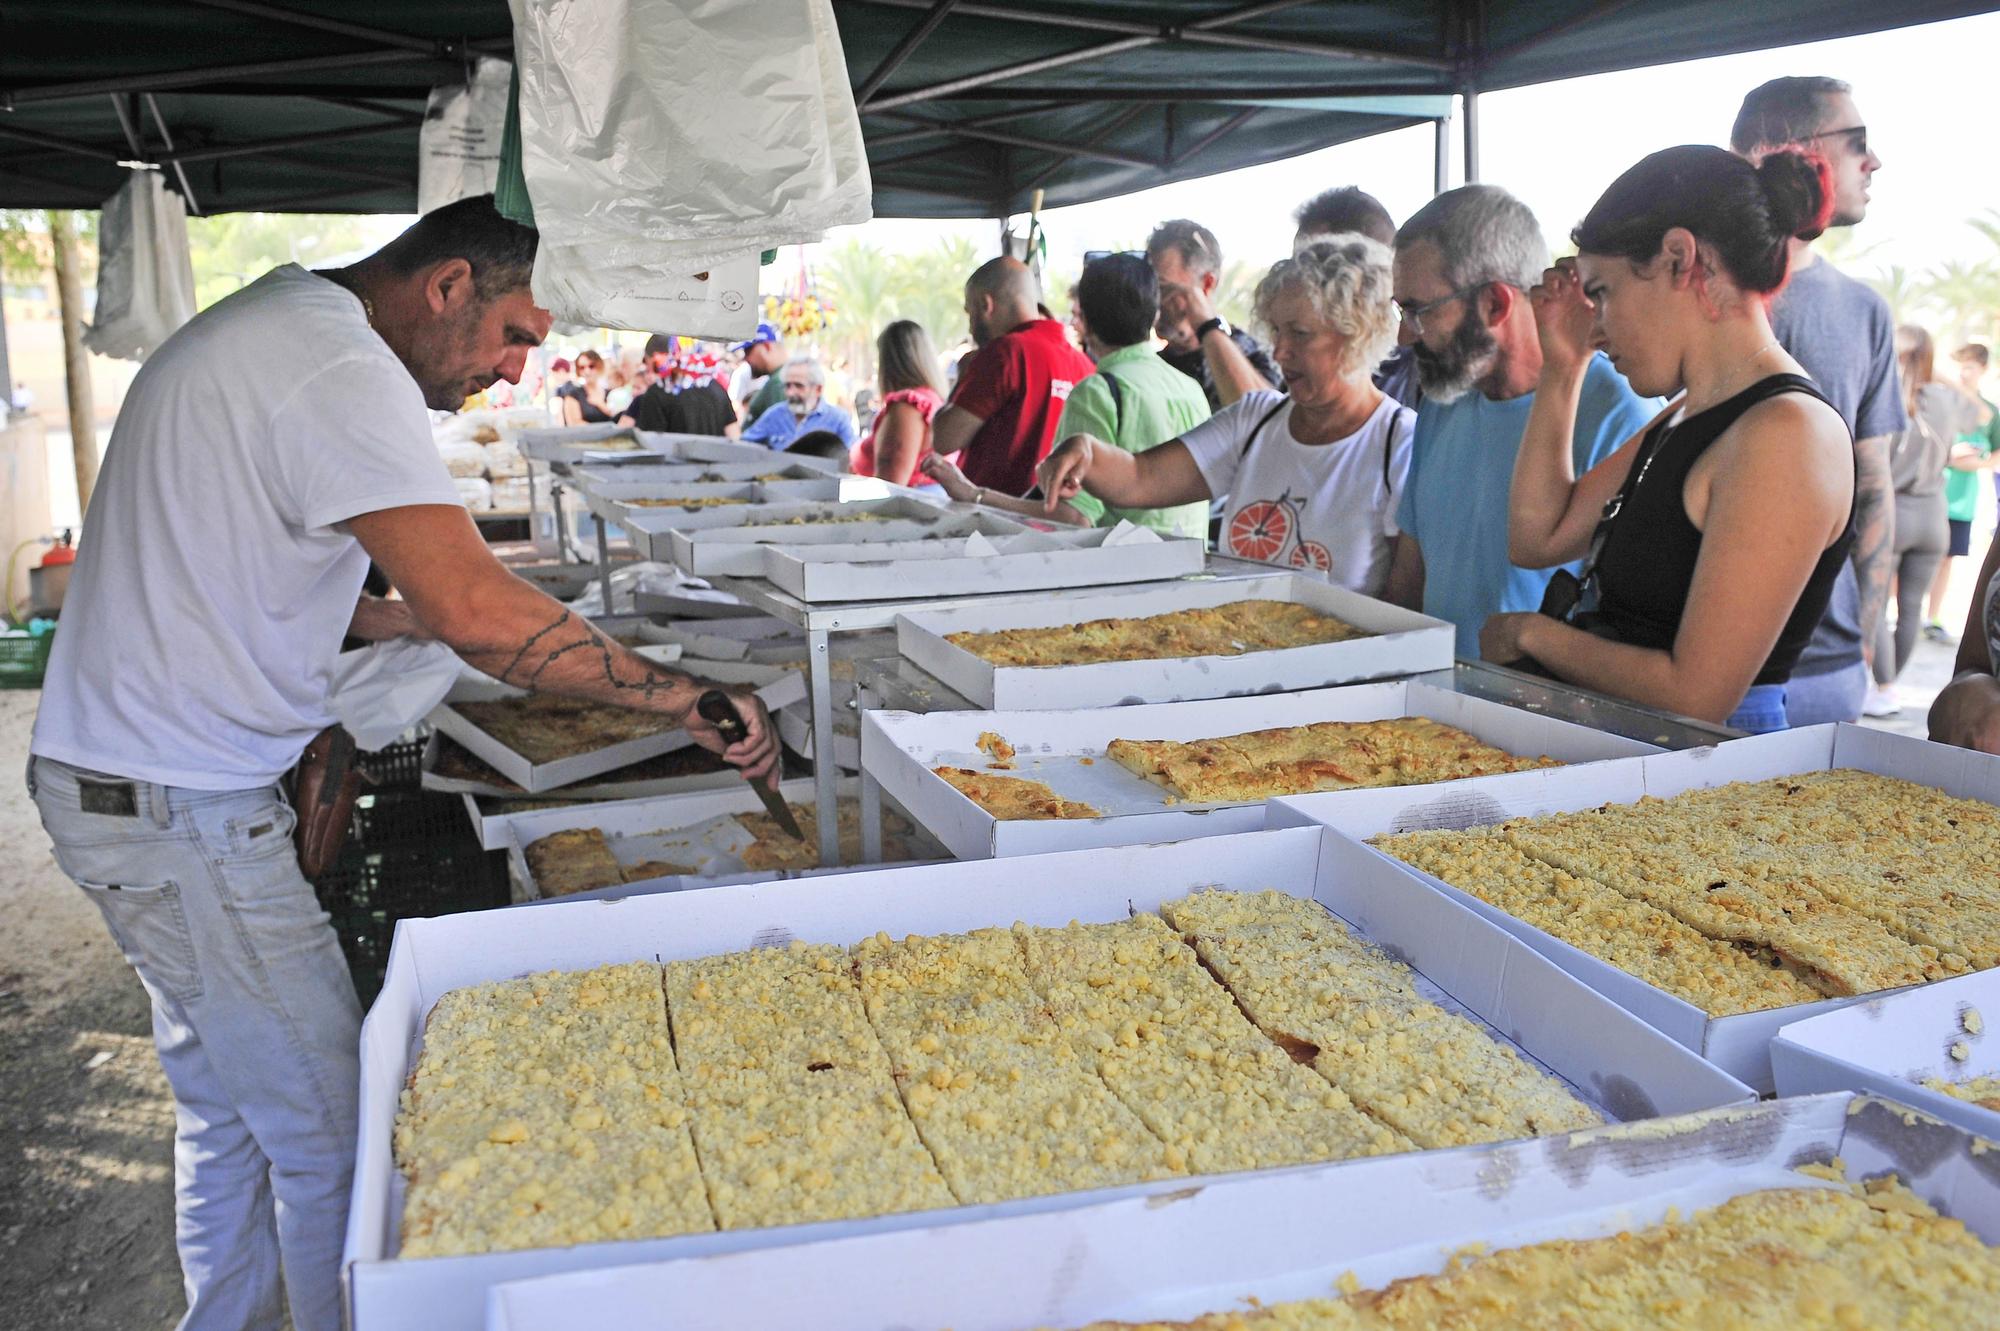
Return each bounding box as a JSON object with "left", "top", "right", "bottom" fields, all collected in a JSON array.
[{"left": 1478, "top": 145, "right": 1854, "bottom": 732}]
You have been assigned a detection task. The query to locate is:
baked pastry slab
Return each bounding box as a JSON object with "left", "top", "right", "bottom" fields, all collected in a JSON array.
[
  {"left": 396, "top": 960, "right": 712, "bottom": 1257},
  {"left": 664, "top": 942, "right": 952, "bottom": 1229},
  {"left": 944, "top": 599, "right": 1369, "bottom": 668},
  {"left": 933, "top": 766, "right": 1102, "bottom": 820},
  {"left": 853, "top": 927, "right": 1183, "bottom": 1205},
  {"left": 1158, "top": 890, "right": 1599, "bottom": 1149},
  {"left": 1107, "top": 717, "right": 1558, "bottom": 803},
  {"left": 524, "top": 827, "right": 627, "bottom": 897},
  {"left": 451, "top": 694, "right": 679, "bottom": 765},
  {"left": 1921, "top": 1073, "right": 2000, "bottom": 1111},
  {"left": 732, "top": 801, "right": 913, "bottom": 870},
  {"left": 1041, "top": 1177, "right": 2000, "bottom": 1330},
  {"left": 1017, "top": 915, "right": 1410, "bottom": 1173}
]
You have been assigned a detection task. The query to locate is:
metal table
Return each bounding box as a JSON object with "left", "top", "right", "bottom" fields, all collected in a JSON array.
[{"left": 680, "top": 555, "right": 1289, "bottom": 867}]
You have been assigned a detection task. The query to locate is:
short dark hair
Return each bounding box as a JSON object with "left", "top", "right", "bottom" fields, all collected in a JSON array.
[
  {"left": 376, "top": 194, "right": 537, "bottom": 299},
  {"left": 1731, "top": 76, "right": 1851, "bottom": 154},
  {"left": 1145, "top": 218, "right": 1222, "bottom": 277},
  {"left": 785, "top": 429, "right": 849, "bottom": 462},
  {"left": 1956, "top": 343, "right": 1991, "bottom": 369},
  {"left": 1294, "top": 186, "right": 1396, "bottom": 247},
  {"left": 1075, "top": 254, "right": 1157, "bottom": 349},
  {"left": 643, "top": 333, "right": 677, "bottom": 359}
]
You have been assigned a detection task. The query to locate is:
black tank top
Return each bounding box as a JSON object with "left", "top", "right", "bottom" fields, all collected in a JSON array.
[{"left": 1576, "top": 373, "right": 1852, "bottom": 687}]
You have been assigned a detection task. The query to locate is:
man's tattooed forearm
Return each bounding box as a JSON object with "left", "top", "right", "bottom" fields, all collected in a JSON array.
[
  {"left": 500, "top": 609, "right": 575, "bottom": 682},
  {"left": 499, "top": 612, "right": 692, "bottom": 705}
]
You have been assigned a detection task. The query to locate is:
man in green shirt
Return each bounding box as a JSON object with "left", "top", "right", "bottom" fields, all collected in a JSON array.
[
  {"left": 1053, "top": 254, "right": 1213, "bottom": 538},
  {"left": 1928, "top": 342, "right": 2000, "bottom": 641}
]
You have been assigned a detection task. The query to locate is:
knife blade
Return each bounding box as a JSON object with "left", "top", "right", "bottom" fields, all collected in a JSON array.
[{"left": 694, "top": 690, "right": 805, "bottom": 841}]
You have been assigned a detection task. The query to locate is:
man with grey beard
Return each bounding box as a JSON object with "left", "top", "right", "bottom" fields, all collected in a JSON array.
[{"left": 1382, "top": 184, "right": 1660, "bottom": 659}]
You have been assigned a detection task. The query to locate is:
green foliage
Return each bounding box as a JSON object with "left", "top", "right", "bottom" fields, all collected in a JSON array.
[
  {"left": 810, "top": 234, "right": 983, "bottom": 381},
  {"left": 185, "top": 213, "right": 374, "bottom": 311}
]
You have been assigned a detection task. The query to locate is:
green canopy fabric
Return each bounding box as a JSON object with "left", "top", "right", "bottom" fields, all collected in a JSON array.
[{"left": 0, "top": 0, "right": 1990, "bottom": 218}]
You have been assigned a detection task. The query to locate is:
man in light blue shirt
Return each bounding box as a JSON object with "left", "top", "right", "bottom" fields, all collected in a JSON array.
[
  {"left": 740, "top": 356, "right": 857, "bottom": 450},
  {"left": 1383, "top": 185, "right": 1660, "bottom": 659}
]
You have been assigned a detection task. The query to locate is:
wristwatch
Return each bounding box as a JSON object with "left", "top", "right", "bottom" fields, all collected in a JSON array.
[{"left": 1194, "top": 316, "right": 1229, "bottom": 341}]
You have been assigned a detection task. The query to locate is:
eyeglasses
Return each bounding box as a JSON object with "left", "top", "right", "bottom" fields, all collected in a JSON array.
[
  {"left": 1083, "top": 249, "right": 1146, "bottom": 265},
  {"left": 1392, "top": 283, "right": 1489, "bottom": 336},
  {"left": 1802, "top": 124, "right": 1870, "bottom": 157}
]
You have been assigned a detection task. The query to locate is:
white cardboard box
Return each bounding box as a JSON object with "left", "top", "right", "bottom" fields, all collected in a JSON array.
[
  {"left": 580, "top": 479, "right": 845, "bottom": 531},
  {"left": 1266, "top": 722, "right": 2000, "bottom": 1091},
  {"left": 609, "top": 494, "right": 951, "bottom": 565},
  {"left": 424, "top": 663, "right": 806, "bottom": 794},
  {"left": 428, "top": 735, "right": 747, "bottom": 846},
  {"left": 483, "top": 1092, "right": 1995, "bottom": 1331},
  {"left": 1773, "top": 968, "right": 2000, "bottom": 1142},
  {"left": 568, "top": 460, "right": 830, "bottom": 493},
  {"left": 343, "top": 826, "right": 1750, "bottom": 1331},
  {"left": 864, "top": 679, "right": 1658, "bottom": 860},
  {"left": 896, "top": 572, "right": 1454, "bottom": 709},
  {"left": 494, "top": 776, "right": 937, "bottom": 902},
  {"left": 660, "top": 496, "right": 981, "bottom": 575},
  {"left": 759, "top": 521, "right": 1207, "bottom": 603}
]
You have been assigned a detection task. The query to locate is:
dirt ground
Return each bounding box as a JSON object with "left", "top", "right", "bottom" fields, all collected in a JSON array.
[{"left": 0, "top": 689, "right": 184, "bottom": 1329}]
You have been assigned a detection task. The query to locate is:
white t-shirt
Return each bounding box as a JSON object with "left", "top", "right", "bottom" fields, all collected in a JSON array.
[
  {"left": 32, "top": 264, "right": 460, "bottom": 789},
  {"left": 1181, "top": 390, "right": 1414, "bottom": 595}
]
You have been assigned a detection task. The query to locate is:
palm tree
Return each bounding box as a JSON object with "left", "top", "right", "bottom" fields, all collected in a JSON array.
[
  {"left": 1922, "top": 257, "right": 2000, "bottom": 348},
  {"left": 815, "top": 237, "right": 900, "bottom": 382},
  {"left": 892, "top": 235, "right": 981, "bottom": 352}
]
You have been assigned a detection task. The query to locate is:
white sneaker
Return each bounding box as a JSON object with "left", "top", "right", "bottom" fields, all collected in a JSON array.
[{"left": 1861, "top": 685, "right": 1902, "bottom": 718}]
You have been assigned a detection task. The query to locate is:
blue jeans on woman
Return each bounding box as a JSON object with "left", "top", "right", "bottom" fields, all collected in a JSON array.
[{"left": 1727, "top": 683, "right": 1790, "bottom": 734}]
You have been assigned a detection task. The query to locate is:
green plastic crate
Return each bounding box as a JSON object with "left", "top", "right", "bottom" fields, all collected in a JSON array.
[{"left": 0, "top": 628, "right": 52, "bottom": 689}]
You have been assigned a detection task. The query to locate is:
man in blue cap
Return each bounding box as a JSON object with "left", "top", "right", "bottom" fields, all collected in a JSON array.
[{"left": 731, "top": 321, "right": 787, "bottom": 427}]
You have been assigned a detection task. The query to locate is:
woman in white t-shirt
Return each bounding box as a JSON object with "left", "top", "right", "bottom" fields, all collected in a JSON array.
[{"left": 1038, "top": 234, "right": 1413, "bottom": 594}]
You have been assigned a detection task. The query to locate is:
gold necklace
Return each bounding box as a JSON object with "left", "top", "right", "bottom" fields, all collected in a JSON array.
[{"left": 361, "top": 295, "right": 375, "bottom": 329}]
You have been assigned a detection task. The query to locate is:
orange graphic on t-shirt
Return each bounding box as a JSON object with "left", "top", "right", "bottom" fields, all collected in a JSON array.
[
  {"left": 1227, "top": 499, "right": 1292, "bottom": 562},
  {"left": 1289, "top": 538, "right": 1332, "bottom": 572}
]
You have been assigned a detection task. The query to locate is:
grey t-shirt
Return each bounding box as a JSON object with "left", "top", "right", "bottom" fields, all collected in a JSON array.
[{"left": 1768, "top": 254, "right": 1906, "bottom": 677}]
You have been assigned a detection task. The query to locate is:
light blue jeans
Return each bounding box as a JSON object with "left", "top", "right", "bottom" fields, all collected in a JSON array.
[{"left": 28, "top": 755, "right": 359, "bottom": 1331}]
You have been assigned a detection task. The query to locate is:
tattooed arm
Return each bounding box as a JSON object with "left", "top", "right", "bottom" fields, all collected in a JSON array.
[
  {"left": 1850, "top": 433, "right": 1895, "bottom": 672},
  {"left": 346, "top": 504, "right": 778, "bottom": 781}
]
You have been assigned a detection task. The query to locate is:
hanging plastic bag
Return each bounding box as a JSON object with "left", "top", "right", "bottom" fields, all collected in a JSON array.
[
  {"left": 418, "top": 56, "right": 514, "bottom": 215},
  {"left": 506, "top": 0, "right": 870, "bottom": 334},
  {"left": 324, "top": 637, "right": 465, "bottom": 751},
  {"left": 83, "top": 172, "right": 196, "bottom": 361}
]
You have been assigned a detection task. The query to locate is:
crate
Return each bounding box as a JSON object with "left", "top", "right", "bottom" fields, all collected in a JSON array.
[
  {"left": 0, "top": 628, "right": 53, "bottom": 689},
  {"left": 359, "top": 728, "right": 430, "bottom": 789},
  {"left": 315, "top": 840, "right": 509, "bottom": 1005},
  {"left": 347, "top": 789, "right": 469, "bottom": 847}
]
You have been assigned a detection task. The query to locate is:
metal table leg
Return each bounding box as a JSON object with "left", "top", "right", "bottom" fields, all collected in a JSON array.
[
  {"left": 807, "top": 626, "right": 841, "bottom": 866},
  {"left": 593, "top": 514, "right": 615, "bottom": 614},
  {"left": 553, "top": 482, "right": 572, "bottom": 562},
  {"left": 855, "top": 682, "right": 883, "bottom": 863},
  {"left": 525, "top": 460, "right": 543, "bottom": 549}
]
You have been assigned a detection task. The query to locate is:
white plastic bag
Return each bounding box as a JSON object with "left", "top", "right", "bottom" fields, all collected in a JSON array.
[
  {"left": 507, "top": 0, "right": 870, "bottom": 333},
  {"left": 418, "top": 56, "right": 513, "bottom": 215},
  {"left": 324, "top": 638, "right": 465, "bottom": 751},
  {"left": 83, "top": 173, "right": 196, "bottom": 361}
]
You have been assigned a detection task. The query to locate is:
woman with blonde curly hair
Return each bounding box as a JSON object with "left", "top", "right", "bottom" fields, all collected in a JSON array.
[{"left": 1037, "top": 234, "right": 1413, "bottom": 593}]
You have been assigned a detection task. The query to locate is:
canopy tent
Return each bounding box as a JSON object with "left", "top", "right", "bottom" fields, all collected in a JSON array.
[{"left": 1, "top": 0, "right": 1994, "bottom": 221}]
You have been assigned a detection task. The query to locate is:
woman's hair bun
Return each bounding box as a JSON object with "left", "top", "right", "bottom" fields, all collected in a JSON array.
[{"left": 1755, "top": 148, "right": 1834, "bottom": 242}]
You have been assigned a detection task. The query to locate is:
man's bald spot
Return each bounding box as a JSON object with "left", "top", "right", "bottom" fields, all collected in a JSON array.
[{"left": 966, "top": 256, "right": 1041, "bottom": 311}]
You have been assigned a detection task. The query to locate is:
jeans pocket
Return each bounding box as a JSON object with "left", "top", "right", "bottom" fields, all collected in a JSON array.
[{"left": 75, "top": 879, "right": 205, "bottom": 1003}]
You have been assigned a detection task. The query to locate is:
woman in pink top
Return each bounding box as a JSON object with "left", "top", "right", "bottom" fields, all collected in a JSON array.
[{"left": 853, "top": 319, "right": 947, "bottom": 486}]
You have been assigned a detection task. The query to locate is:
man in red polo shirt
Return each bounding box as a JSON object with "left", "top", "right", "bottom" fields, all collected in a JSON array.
[{"left": 931, "top": 257, "right": 1096, "bottom": 498}]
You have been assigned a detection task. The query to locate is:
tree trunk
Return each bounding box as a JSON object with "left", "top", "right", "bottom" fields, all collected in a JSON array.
[{"left": 48, "top": 209, "right": 98, "bottom": 516}]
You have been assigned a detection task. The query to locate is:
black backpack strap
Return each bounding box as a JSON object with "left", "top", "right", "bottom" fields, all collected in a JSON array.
[
  {"left": 1241, "top": 395, "right": 1290, "bottom": 461},
  {"left": 1099, "top": 368, "right": 1123, "bottom": 438}
]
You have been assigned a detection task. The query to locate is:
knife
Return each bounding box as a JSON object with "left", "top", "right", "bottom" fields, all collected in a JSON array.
[{"left": 695, "top": 690, "right": 805, "bottom": 841}]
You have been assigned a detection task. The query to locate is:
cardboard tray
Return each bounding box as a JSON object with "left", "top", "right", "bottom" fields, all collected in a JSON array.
[
  {"left": 608, "top": 494, "right": 949, "bottom": 565},
  {"left": 428, "top": 733, "right": 747, "bottom": 842},
  {"left": 1265, "top": 722, "right": 2000, "bottom": 1092},
  {"left": 863, "top": 679, "right": 1658, "bottom": 860},
  {"left": 759, "top": 521, "right": 1207, "bottom": 603},
  {"left": 494, "top": 776, "right": 938, "bottom": 902},
  {"left": 342, "top": 825, "right": 1750, "bottom": 1331},
  {"left": 424, "top": 663, "right": 807, "bottom": 794},
  {"left": 568, "top": 460, "right": 830, "bottom": 492},
  {"left": 896, "top": 572, "right": 1454, "bottom": 709},
  {"left": 579, "top": 479, "right": 847, "bottom": 532},
  {"left": 1773, "top": 968, "right": 2000, "bottom": 1142},
  {"left": 482, "top": 1091, "right": 1997, "bottom": 1330},
  {"left": 658, "top": 495, "right": 971, "bottom": 574}
]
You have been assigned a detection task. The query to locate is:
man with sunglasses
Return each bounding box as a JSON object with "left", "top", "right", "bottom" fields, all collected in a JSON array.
[
  {"left": 1383, "top": 184, "right": 1659, "bottom": 658},
  {"left": 1732, "top": 77, "right": 1903, "bottom": 726}
]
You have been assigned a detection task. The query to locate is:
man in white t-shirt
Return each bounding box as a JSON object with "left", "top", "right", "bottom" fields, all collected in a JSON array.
[{"left": 27, "top": 196, "right": 777, "bottom": 1331}]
